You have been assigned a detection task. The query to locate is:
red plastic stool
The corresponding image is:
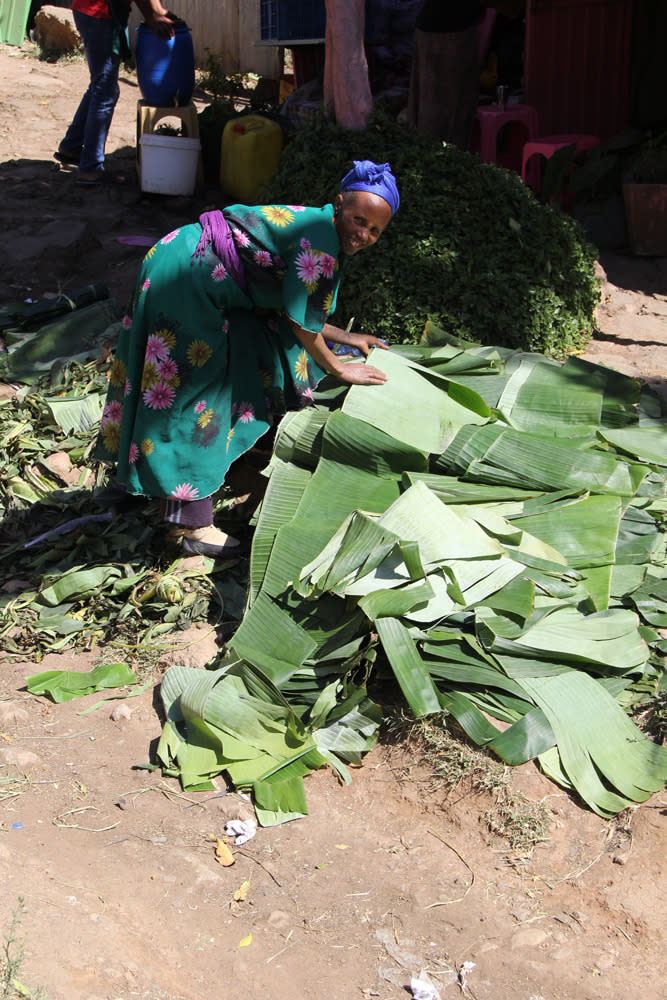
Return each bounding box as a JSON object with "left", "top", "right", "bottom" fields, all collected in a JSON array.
[
  {"left": 521, "top": 134, "right": 600, "bottom": 195},
  {"left": 470, "top": 103, "right": 540, "bottom": 170}
]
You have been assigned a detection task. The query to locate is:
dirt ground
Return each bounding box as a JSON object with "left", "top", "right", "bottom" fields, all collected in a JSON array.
[{"left": 0, "top": 41, "right": 666, "bottom": 1000}]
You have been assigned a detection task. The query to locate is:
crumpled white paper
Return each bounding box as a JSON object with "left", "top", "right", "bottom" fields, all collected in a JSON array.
[
  {"left": 224, "top": 818, "right": 257, "bottom": 846},
  {"left": 458, "top": 961, "right": 476, "bottom": 988},
  {"left": 410, "top": 972, "right": 440, "bottom": 1000}
]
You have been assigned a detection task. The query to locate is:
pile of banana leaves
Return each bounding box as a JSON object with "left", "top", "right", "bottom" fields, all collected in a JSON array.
[{"left": 157, "top": 325, "right": 667, "bottom": 825}]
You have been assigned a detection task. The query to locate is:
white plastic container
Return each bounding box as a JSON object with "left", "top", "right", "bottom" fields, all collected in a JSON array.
[{"left": 138, "top": 134, "right": 201, "bottom": 196}]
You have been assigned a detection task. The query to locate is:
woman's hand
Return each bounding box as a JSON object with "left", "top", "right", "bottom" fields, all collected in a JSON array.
[
  {"left": 320, "top": 322, "right": 389, "bottom": 357},
  {"left": 349, "top": 333, "right": 389, "bottom": 357},
  {"left": 334, "top": 362, "right": 388, "bottom": 385},
  {"left": 291, "top": 322, "right": 388, "bottom": 386},
  {"left": 135, "top": 0, "right": 175, "bottom": 38}
]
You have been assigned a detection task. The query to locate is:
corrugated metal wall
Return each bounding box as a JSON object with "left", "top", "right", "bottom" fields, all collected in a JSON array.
[
  {"left": 129, "top": 1, "right": 281, "bottom": 77},
  {"left": 524, "top": 0, "right": 635, "bottom": 140}
]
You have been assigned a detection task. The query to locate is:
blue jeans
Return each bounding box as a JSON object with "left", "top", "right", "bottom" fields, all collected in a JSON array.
[{"left": 61, "top": 11, "right": 121, "bottom": 173}]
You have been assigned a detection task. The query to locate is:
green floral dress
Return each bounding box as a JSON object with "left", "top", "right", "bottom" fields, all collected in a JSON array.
[{"left": 96, "top": 203, "right": 342, "bottom": 501}]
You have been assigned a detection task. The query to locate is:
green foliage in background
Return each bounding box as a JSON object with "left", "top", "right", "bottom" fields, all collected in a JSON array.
[{"left": 261, "top": 109, "right": 601, "bottom": 357}]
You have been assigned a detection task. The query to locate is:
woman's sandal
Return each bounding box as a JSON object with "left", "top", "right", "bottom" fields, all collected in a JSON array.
[{"left": 168, "top": 525, "right": 248, "bottom": 558}]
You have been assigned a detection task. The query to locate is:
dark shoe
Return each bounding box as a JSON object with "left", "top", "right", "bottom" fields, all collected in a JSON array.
[
  {"left": 54, "top": 146, "right": 81, "bottom": 165},
  {"left": 75, "top": 170, "right": 128, "bottom": 187},
  {"left": 168, "top": 525, "right": 248, "bottom": 559}
]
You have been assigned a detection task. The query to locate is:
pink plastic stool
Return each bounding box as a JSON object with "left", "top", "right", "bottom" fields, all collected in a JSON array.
[
  {"left": 471, "top": 103, "right": 540, "bottom": 170},
  {"left": 521, "top": 134, "right": 600, "bottom": 195}
]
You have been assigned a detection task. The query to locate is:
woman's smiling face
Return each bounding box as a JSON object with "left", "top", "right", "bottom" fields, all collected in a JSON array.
[{"left": 333, "top": 190, "right": 393, "bottom": 256}]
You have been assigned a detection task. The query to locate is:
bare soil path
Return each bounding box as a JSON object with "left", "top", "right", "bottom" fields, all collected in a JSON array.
[{"left": 0, "top": 41, "right": 665, "bottom": 1000}]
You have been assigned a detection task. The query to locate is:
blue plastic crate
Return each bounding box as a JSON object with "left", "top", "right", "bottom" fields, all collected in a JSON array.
[{"left": 260, "top": 0, "right": 326, "bottom": 41}]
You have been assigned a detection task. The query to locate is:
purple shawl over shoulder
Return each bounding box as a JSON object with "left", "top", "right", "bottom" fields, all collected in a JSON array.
[{"left": 191, "top": 210, "right": 247, "bottom": 290}]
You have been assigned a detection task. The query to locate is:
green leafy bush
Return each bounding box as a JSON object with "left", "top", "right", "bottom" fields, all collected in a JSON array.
[{"left": 261, "top": 110, "right": 601, "bottom": 357}]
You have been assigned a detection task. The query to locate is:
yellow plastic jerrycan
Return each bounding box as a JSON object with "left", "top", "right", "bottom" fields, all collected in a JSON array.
[{"left": 219, "top": 115, "right": 283, "bottom": 203}]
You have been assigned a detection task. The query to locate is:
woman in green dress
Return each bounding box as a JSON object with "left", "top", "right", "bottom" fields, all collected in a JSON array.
[{"left": 95, "top": 160, "right": 399, "bottom": 556}]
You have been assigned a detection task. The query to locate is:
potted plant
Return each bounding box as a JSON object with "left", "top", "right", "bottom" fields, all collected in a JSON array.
[{"left": 622, "top": 135, "right": 667, "bottom": 256}]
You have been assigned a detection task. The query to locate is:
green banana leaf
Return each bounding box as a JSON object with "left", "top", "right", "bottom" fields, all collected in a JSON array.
[
  {"left": 44, "top": 393, "right": 106, "bottom": 435},
  {"left": 0, "top": 300, "right": 121, "bottom": 384},
  {"left": 37, "top": 565, "right": 123, "bottom": 607},
  {"left": 599, "top": 425, "right": 667, "bottom": 466},
  {"left": 522, "top": 671, "right": 667, "bottom": 816},
  {"left": 342, "top": 348, "right": 491, "bottom": 453},
  {"left": 26, "top": 661, "right": 137, "bottom": 703}
]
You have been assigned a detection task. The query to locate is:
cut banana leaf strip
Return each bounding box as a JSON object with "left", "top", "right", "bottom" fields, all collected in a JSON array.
[
  {"left": 295, "top": 510, "right": 401, "bottom": 598},
  {"left": 615, "top": 502, "right": 665, "bottom": 565},
  {"left": 342, "top": 349, "right": 490, "bottom": 454},
  {"left": 419, "top": 318, "right": 498, "bottom": 355},
  {"left": 375, "top": 617, "right": 441, "bottom": 717},
  {"left": 26, "top": 661, "right": 137, "bottom": 702},
  {"left": 436, "top": 685, "right": 553, "bottom": 764},
  {"left": 438, "top": 689, "right": 502, "bottom": 743},
  {"left": 44, "top": 393, "right": 106, "bottom": 435},
  {"left": 314, "top": 695, "right": 381, "bottom": 764},
  {"left": 271, "top": 405, "right": 329, "bottom": 468},
  {"left": 230, "top": 592, "right": 317, "bottom": 686},
  {"left": 445, "top": 556, "right": 524, "bottom": 611},
  {"left": 521, "top": 671, "right": 667, "bottom": 814},
  {"left": 380, "top": 481, "right": 505, "bottom": 564},
  {"left": 599, "top": 425, "right": 667, "bottom": 466},
  {"left": 509, "top": 494, "right": 622, "bottom": 570},
  {"left": 485, "top": 707, "right": 556, "bottom": 765},
  {"left": 359, "top": 577, "right": 435, "bottom": 620},
  {"left": 252, "top": 774, "right": 309, "bottom": 826},
  {"left": 435, "top": 422, "right": 649, "bottom": 496},
  {"left": 423, "top": 649, "right": 530, "bottom": 700},
  {"left": 402, "top": 472, "right": 548, "bottom": 504},
  {"left": 247, "top": 457, "right": 312, "bottom": 607},
  {"left": 477, "top": 575, "right": 535, "bottom": 621},
  {"left": 610, "top": 563, "right": 648, "bottom": 600},
  {"left": 499, "top": 356, "right": 604, "bottom": 437},
  {"left": 576, "top": 564, "right": 613, "bottom": 612},
  {"left": 324, "top": 409, "right": 428, "bottom": 478},
  {"left": 493, "top": 355, "right": 555, "bottom": 415},
  {"left": 401, "top": 570, "right": 459, "bottom": 623},
  {"left": 627, "top": 577, "right": 667, "bottom": 627},
  {"left": 37, "top": 564, "right": 123, "bottom": 607},
  {"left": 537, "top": 745, "right": 574, "bottom": 790},
  {"left": 393, "top": 343, "right": 499, "bottom": 379},
  {"left": 476, "top": 605, "right": 649, "bottom": 676},
  {"left": 401, "top": 540, "right": 425, "bottom": 580}
]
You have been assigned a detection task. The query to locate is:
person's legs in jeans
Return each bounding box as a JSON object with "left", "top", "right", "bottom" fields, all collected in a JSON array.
[{"left": 61, "top": 11, "right": 121, "bottom": 173}]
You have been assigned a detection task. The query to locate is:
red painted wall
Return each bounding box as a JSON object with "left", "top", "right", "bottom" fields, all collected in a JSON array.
[{"left": 524, "top": 0, "right": 635, "bottom": 140}]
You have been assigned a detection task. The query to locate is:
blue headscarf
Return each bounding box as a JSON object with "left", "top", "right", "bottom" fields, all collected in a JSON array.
[{"left": 339, "top": 160, "right": 400, "bottom": 215}]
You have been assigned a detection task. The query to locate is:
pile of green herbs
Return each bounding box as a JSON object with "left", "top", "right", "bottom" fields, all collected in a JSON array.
[{"left": 260, "top": 107, "right": 601, "bottom": 358}]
